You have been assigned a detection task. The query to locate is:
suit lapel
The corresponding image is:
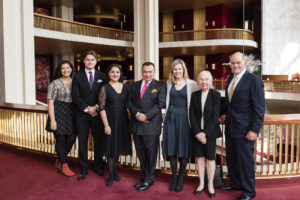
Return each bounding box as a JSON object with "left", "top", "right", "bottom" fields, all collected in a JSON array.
[
  {"left": 231, "top": 71, "right": 249, "bottom": 101},
  {"left": 81, "top": 70, "right": 91, "bottom": 90}
]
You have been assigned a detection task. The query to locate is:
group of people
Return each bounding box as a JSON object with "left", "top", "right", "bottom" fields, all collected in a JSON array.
[{"left": 46, "top": 50, "right": 265, "bottom": 200}]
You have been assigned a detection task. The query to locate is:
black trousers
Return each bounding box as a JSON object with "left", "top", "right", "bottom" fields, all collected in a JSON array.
[
  {"left": 225, "top": 134, "right": 256, "bottom": 198},
  {"left": 76, "top": 116, "right": 104, "bottom": 174},
  {"left": 54, "top": 133, "right": 76, "bottom": 164},
  {"left": 133, "top": 134, "right": 159, "bottom": 183}
]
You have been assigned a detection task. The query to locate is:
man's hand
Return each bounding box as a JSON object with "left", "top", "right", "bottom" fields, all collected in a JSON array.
[
  {"left": 136, "top": 112, "right": 149, "bottom": 123},
  {"left": 246, "top": 131, "right": 258, "bottom": 141}
]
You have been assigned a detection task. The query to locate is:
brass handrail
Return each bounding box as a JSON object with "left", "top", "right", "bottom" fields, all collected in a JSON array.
[
  {"left": 159, "top": 28, "right": 254, "bottom": 42},
  {"left": 1, "top": 103, "right": 300, "bottom": 178},
  {"left": 34, "top": 13, "right": 134, "bottom": 42}
]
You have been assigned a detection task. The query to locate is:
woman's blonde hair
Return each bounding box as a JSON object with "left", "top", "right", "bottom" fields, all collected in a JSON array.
[{"left": 168, "top": 59, "right": 189, "bottom": 84}]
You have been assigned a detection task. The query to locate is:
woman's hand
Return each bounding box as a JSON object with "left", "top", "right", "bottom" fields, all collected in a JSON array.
[
  {"left": 195, "top": 132, "right": 206, "bottom": 144},
  {"left": 50, "top": 120, "right": 57, "bottom": 131},
  {"left": 104, "top": 125, "right": 111, "bottom": 135}
]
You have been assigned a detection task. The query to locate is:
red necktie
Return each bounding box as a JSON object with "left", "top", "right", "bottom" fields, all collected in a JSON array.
[{"left": 140, "top": 81, "right": 148, "bottom": 99}]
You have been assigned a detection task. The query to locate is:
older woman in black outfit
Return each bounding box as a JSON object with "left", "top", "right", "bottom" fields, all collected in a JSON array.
[
  {"left": 189, "top": 71, "right": 221, "bottom": 198},
  {"left": 46, "top": 60, "right": 76, "bottom": 177}
]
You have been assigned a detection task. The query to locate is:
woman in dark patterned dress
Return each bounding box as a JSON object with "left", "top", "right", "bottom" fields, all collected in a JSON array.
[
  {"left": 46, "top": 60, "right": 76, "bottom": 177},
  {"left": 98, "top": 64, "right": 131, "bottom": 186}
]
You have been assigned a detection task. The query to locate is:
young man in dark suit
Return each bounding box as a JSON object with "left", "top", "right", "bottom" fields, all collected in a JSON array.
[
  {"left": 221, "top": 52, "right": 265, "bottom": 200},
  {"left": 128, "top": 62, "right": 166, "bottom": 191},
  {"left": 72, "top": 50, "right": 109, "bottom": 181}
]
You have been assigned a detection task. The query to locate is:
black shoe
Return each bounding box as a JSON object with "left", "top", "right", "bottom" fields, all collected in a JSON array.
[
  {"left": 209, "top": 192, "right": 216, "bottom": 199},
  {"left": 93, "top": 169, "right": 106, "bottom": 177},
  {"left": 134, "top": 180, "right": 145, "bottom": 188},
  {"left": 237, "top": 195, "right": 253, "bottom": 200},
  {"left": 221, "top": 185, "right": 241, "bottom": 191},
  {"left": 106, "top": 175, "right": 114, "bottom": 187},
  {"left": 77, "top": 174, "right": 86, "bottom": 181},
  {"left": 194, "top": 188, "right": 204, "bottom": 196},
  {"left": 169, "top": 175, "right": 177, "bottom": 191},
  {"left": 114, "top": 173, "right": 120, "bottom": 181},
  {"left": 137, "top": 182, "right": 154, "bottom": 191},
  {"left": 175, "top": 175, "right": 183, "bottom": 193}
]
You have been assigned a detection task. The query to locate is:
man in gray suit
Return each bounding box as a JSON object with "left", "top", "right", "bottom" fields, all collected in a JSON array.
[{"left": 128, "top": 62, "right": 166, "bottom": 191}]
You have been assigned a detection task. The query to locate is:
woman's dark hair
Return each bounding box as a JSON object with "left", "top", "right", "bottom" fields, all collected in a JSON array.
[
  {"left": 53, "top": 60, "right": 74, "bottom": 80},
  {"left": 105, "top": 63, "right": 124, "bottom": 82}
]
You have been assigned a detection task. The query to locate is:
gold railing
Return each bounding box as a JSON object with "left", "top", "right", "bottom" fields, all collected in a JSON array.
[
  {"left": 1, "top": 103, "right": 300, "bottom": 178},
  {"left": 211, "top": 80, "right": 300, "bottom": 93},
  {"left": 34, "top": 13, "right": 134, "bottom": 42},
  {"left": 159, "top": 28, "right": 254, "bottom": 42}
]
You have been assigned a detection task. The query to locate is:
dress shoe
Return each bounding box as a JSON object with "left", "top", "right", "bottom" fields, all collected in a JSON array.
[
  {"left": 61, "top": 163, "right": 75, "bottom": 177},
  {"left": 137, "top": 182, "right": 153, "bottom": 191},
  {"left": 194, "top": 188, "right": 204, "bottom": 196},
  {"left": 106, "top": 175, "right": 114, "bottom": 187},
  {"left": 77, "top": 174, "right": 87, "bottom": 181},
  {"left": 209, "top": 192, "right": 216, "bottom": 199},
  {"left": 237, "top": 195, "right": 253, "bottom": 200},
  {"left": 221, "top": 185, "right": 241, "bottom": 191},
  {"left": 134, "top": 180, "right": 145, "bottom": 188},
  {"left": 93, "top": 169, "right": 106, "bottom": 177}
]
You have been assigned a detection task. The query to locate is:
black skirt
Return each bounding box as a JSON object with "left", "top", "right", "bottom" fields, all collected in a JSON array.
[{"left": 45, "top": 99, "right": 75, "bottom": 135}]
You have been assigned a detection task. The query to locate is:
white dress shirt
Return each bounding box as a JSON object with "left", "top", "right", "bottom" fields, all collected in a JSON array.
[{"left": 227, "top": 68, "right": 246, "bottom": 94}]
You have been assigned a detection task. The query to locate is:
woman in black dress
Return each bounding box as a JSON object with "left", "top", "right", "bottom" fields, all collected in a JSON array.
[
  {"left": 46, "top": 60, "right": 76, "bottom": 177},
  {"left": 98, "top": 64, "right": 131, "bottom": 186},
  {"left": 189, "top": 71, "right": 221, "bottom": 198},
  {"left": 162, "top": 59, "right": 199, "bottom": 192}
]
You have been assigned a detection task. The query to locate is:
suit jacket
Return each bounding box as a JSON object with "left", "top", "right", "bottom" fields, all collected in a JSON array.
[
  {"left": 222, "top": 71, "right": 265, "bottom": 138},
  {"left": 189, "top": 89, "right": 222, "bottom": 139},
  {"left": 128, "top": 79, "right": 166, "bottom": 136},
  {"left": 164, "top": 79, "right": 199, "bottom": 125},
  {"left": 72, "top": 70, "right": 109, "bottom": 120}
]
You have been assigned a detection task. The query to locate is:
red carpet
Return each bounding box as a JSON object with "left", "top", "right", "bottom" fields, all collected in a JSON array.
[{"left": 1, "top": 145, "right": 300, "bottom": 200}]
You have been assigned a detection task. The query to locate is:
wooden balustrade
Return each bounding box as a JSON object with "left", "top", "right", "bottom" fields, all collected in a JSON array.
[
  {"left": 1, "top": 103, "right": 300, "bottom": 178},
  {"left": 34, "top": 13, "right": 134, "bottom": 42},
  {"left": 159, "top": 28, "right": 254, "bottom": 42}
]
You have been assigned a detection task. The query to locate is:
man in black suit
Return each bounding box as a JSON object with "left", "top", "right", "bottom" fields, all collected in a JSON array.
[
  {"left": 128, "top": 62, "right": 166, "bottom": 191},
  {"left": 72, "top": 50, "right": 109, "bottom": 181},
  {"left": 221, "top": 52, "right": 265, "bottom": 200}
]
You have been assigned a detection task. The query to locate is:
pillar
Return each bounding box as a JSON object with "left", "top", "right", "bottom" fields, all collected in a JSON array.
[{"left": 133, "top": 0, "right": 159, "bottom": 81}]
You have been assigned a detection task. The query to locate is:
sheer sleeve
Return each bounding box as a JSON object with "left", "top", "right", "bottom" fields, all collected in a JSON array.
[
  {"left": 98, "top": 85, "right": 106, "bottom": 111},
  {"left": 47, "top": 81, "right": 57, "bottom": 100}
]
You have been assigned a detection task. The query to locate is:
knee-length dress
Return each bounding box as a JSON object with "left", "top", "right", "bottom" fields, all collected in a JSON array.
[
  {"left": 45, "top": 79, "right": 75, "bottom": 135},
  {"left": 162, "top": 85, "right": 191, "bottom": 158},
  {"left": 99, "top": 83, "right": 132, "bottom": 158}
]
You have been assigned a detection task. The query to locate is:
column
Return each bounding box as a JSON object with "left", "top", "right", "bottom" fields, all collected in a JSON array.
[
  {"left": 134, "top": 0, "right": 159, "bottom": 81},
  {"left": 194, "top": 8, "right": 206, "bottom": 79},
  {"left": 0, "top": 0, "right": 35, "bottom": 104},
  {"left": 52, "top": 1, "right": 74, "bottom": 72}
]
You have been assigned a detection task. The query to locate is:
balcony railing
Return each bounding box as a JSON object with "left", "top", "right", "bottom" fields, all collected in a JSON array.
[
  {"left": 34, "top": 13, "right": 134, "bottom": 42},
  {"left": 1, "top": 102, "right": 300, "bottom": 178},
  {"left": 212, "top": 80, "right": 300, "bottom": 93},
  {"left": 159, "top": 28, "right": 254, "bottom": 42}
]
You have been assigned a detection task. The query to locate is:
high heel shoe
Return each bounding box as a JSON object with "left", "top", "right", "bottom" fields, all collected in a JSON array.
[
  {"left": 54, "top": 159, "right": 61, "bottom": 170},
  {"left": 106, "top": 175, "right": 114, "bottom": 187},
  {"left": 208, "top": 192, "right": 216, "bottom": 199},
  {"left": 194, "top": 188, "right": 204, "bottom": 196}
]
